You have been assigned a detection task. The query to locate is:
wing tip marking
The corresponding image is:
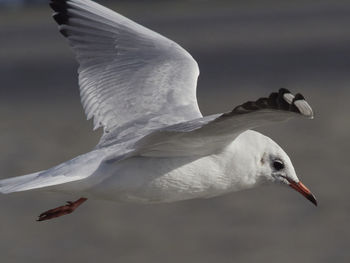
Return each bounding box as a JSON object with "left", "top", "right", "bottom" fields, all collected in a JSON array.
[
  {"left": 229, "top": 88, "right": 314, "bottom": 119},
  {"left": 50, "top": 0, "right": 70, "bottom": 25}
]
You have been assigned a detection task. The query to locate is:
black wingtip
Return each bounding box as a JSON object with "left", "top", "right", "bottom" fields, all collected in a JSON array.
[
  {"left": 50, "top": 0, "right": 69, "bottom": 26},
  {"left": 53, "top": 12, "right": 69, "bottom": 25},
  {"left": 294, "top": 93, "right": 305, "bottom": 101},
  {"left": 278, "top": 88, "right": 291, "bottom": 95},
  {"left": 277, "top": 89, "right": 291, "bottom": 111},
  {"left": 230, "top": 88, "right": 313, "bottom": 118}
]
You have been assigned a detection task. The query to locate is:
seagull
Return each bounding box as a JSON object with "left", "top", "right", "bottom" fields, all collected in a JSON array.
[{"left": 1, "top": 0, "right": 317, "bottom": 221}]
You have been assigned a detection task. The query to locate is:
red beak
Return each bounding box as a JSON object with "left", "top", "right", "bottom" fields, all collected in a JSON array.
[{"left": 288, "top": 180, "right": 317, "bottom": 206}]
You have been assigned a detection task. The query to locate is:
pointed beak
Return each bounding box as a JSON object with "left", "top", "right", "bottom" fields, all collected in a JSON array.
[{"left": 288, "top": 180, "right": 317, "bottom": 206}]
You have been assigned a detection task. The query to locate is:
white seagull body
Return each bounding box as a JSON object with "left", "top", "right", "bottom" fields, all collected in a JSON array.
[{"left": 1, "top": 0, "right": 317, "bottom": 220}]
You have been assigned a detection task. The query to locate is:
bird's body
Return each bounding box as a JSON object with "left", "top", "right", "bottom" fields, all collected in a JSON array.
[
  {"left": 49, "top": 131, "right": 290, "bottom": 204},
  {"left": 1, "top": 0, "right": 317, "bottom": 220},
  {"left": 89, "top": 131, "right": 286, "bottom": 204}
]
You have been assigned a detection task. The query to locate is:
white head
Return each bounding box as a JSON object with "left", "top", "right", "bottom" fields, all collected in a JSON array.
[{"left": 230, "top": 130, "right": 317, "bottom": 206}]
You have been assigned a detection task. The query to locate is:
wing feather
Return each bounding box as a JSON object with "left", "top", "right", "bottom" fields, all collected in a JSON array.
[
  {"left": 135, "top": 89, "right": 314, "bottom": 157},
  {"left": 50, "top": 0, "right": 202, "bottom": 139}
]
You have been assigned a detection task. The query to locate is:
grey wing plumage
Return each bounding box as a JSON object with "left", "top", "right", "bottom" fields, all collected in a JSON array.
[
  {"left": 50, "top": 0, "right": 202, "bottom": 143},
  {"left": 135, "top": 89, "right": 314, "bottom": 157},
  {"left": 0, "top": 0, "right": 202, "bottom": 195}
]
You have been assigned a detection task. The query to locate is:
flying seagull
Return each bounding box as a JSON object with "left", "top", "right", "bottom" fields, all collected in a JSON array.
[{"left": 0, "top": 0, "right": 317, "bottom": 221}]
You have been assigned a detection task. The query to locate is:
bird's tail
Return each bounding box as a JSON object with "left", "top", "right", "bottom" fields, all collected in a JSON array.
[
  {"left": 0, "top": 149, "right": 113, "bottom": 194},
  {"left": 0, "top": 171, "right": 45, "bottom": 194}
]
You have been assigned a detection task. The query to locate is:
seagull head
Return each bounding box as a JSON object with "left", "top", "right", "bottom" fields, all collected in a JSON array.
[
  {"left": 236, "top": 130, "right": 317, "bottom": 206},
  {"left": 256, "top": 133, "right": 317, "bottom": 206}
]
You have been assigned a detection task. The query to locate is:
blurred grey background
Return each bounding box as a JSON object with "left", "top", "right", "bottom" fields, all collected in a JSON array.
[{"left": 1, "top": 0, "right": 350, "bottom": 262}]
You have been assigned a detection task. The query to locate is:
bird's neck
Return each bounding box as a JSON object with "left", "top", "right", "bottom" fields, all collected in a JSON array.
[{"left": 217, "top": 131, "right": 268, "bottom": 192}]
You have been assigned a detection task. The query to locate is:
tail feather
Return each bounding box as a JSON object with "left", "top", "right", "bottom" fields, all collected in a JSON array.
[
  {"left": 0, "top": 168, "right": 91, "bottom": 194},
  {"left": 0, "top": 171, "right": 44, "bottom": 194},
  {"left": 0, "top": 148, "right": 130, "bottom": 194}
]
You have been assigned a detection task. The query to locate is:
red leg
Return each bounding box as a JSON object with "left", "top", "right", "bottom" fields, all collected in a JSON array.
[{"left": 37, "top": 197, "right": 87, "bottom": 222}]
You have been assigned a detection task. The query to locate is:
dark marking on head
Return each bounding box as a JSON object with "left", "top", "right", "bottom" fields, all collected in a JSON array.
[{"left": 260, "top": 152, "right": 267, "bottom": 165}]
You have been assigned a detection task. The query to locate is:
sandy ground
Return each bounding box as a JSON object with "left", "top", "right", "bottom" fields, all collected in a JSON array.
[{"left": 0, "top": 1, "right": 350, "bottom": 262}]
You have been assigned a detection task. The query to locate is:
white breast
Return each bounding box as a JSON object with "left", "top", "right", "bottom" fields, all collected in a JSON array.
[{"left": 86, "top": 154, "right": 231, "bottom": 203}]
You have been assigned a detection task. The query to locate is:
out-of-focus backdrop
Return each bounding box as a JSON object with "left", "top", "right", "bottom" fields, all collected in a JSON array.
[{"left": 1, "top": 0, "right": 349, "bottom": 262}]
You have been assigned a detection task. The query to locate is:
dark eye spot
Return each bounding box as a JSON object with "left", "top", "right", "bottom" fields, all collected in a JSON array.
[{"left": 273, "top": 160, "right": 285, "bottom": 171}]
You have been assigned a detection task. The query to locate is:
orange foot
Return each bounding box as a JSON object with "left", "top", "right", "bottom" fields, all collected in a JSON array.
[{"left": 37, "top": 197, "right": 87, "bottom": 222}]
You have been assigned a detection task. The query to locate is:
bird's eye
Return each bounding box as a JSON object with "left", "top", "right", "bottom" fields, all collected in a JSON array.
[{"left": 273, "top": 160, "right": 285, "bottom": 171}]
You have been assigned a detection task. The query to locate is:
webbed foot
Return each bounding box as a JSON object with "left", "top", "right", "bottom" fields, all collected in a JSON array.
[{"left": 37, "top": 197, "right": 87, "bottom": 221}]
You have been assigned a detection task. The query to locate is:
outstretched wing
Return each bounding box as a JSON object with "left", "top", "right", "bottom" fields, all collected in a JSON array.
[
  {"left": 135, "top": 89, "right": 314, "bottom": 157},
  {"left": 50, "top": 0, "right": 202, "bottom": 140}
]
